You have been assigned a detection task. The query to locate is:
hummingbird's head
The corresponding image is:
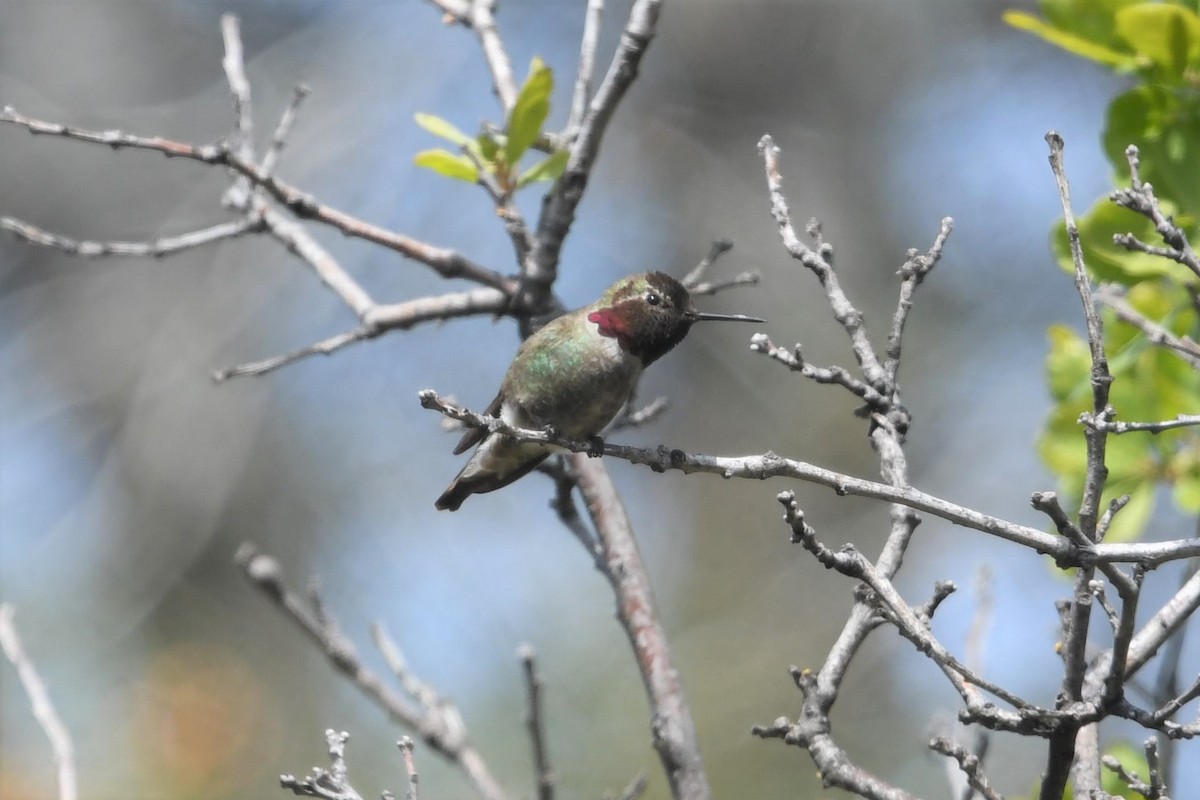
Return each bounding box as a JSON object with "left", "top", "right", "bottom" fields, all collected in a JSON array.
[{"left": 587, "top": 272, "right": 764, "bottom": 365}]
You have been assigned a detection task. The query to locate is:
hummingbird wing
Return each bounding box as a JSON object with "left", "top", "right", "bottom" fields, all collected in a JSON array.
[{"left": 451, "top": 390, "right": 504, "bottom": 455}]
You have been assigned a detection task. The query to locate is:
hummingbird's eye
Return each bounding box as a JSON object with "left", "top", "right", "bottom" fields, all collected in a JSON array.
[{"left": 646, "top": 292, "right": 662, "bottom": 306}]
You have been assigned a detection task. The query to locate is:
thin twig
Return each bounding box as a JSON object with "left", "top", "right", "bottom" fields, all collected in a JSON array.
[
  {"left": 929, "top": 737, "right": 1003, "bottom": 800},
  {"left": 427, "top": 0, "right": 518, "bottom": 114},
  {"left": 1082, "top": 414, "right": 1200, "bottom": 435},
  {"left": 0, "top": 605, "right": 77, "bottom": 800},
  {"left": 615, "top": 772, "right": 648, "bottom": 800},
  {"left": 235, "top": 545, "right": 508, "bottom": 800},
  {"left": 885, "top": 217, "right": 953, "bottom": 385},
  {"left": 280, "top": 729, "right": 366, "bottom": 800},
  {"left": 681, "top": 239, "right": 734, "bottom": 288},
  {"left": 399, "top": 738, "right": 420, "bottom": 800},
  {"left": 1111, "top": 144, "right": 1200, "bottom": 280},
  {"left": 540, "top": 458, "right": 603, "bottom": 563},
  {"left": 750, "top": 334, "right": 888, "bottom": 407},
  {"left": 214, "top": 288, "right": 510, "bottom": 381},
  {"left": 0, "top": 106, "right": 517, "bottom": 294},
  {"left": 779, "top": 493, "right": 1036, "bottom": 713},
  {"left": 757, "top": 135, "right": 886, "bottom": 387},
  {"left": 1096, "top": 286, "right": 1200, "bottom": 369},
  {"left": 1, "top": 216, "right": 259, "bottom": 259},
  {"left": 261, "top": 85, "right": 311, "bottom": 179},
  {"left": 518, "top": 645, "right": 554, "bottom": 800},
  {"left": 220, "top": 14, "right": 254, "bottom": 159}
]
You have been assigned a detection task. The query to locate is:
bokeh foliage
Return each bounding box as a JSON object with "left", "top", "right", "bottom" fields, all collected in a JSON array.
[{"left": 1009, "top": 0, "right": 1200, "bottom": 543}]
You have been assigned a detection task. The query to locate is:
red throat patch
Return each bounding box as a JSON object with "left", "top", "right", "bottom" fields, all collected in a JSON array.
[{"left": 587, "top": 308, "right": 628, "bottom": 341}]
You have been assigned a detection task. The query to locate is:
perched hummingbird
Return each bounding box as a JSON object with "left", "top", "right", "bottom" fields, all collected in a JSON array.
[{"left": 435, "top": 271, "right": 764, "bottom": 511}]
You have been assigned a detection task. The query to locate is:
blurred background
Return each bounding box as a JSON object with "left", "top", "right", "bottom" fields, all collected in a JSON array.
[{"left": 2, "top": 1, "right": 1196, "bottom": 798}]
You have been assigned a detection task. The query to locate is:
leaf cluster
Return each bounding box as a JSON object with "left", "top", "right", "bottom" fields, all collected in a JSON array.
[
  {"left": 413, "top": 57, "right": 569, "bottom": 192},
  {"left": 1009, "top": 1, "right": 1200, "bottom": 540}
]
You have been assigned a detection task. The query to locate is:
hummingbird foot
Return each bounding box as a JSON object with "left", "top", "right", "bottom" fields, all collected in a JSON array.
[{"left": 586, "top": 435, "right": 605, "bottom": 458}]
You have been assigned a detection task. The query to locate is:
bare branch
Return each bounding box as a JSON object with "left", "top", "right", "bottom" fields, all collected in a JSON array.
[
  {"left": 522, "top": 0, "right": 665, "bottom": 308},
  {"left": 609, "top": 395, "right": 670, "bottom": 432},
  {"left": 1030, "top": 490, "right": 1136, "bottom": 597},
  {"left": 757, "top": 134, "right": 886, "bottom": 387},
  {"left": 566, "top": 0, "right": 605, "bottom": 138},
  {"left": 750, "top": 334, "right": 888, "bottom": 407},
  {"left": 0, "top": 106, "right": 517, "bottom": 294},
  {"left": 1043, "top": 130, "right": 1110, "bottom": 799},
  {"left": 615, "top": 772, "right": 648, "bottom": 800},
  {"left": 461, "top": 144, "right": 533, "bottom": 264},
  {"left": 1101, "top": 751, "right": 1159, "bottom": 800},
  {"left": 1096, "top": 286, "right": 1200, "bottom": 369},
  {"left": 214, "top": 288, "right": 510, "bottom": 381},
  {"left": 929, "top": 737, "right": 1003, "bottom": 800},
  {"left": 413, "top": 390, "right": 1200, "bottom": 568},
  {"left": 569, "top": 455, "right": 711, "bottom": 800},
  {"left": 540, "top": 458, "right": 603, "bottom": 563},
  {"left": 0, "top": 605, "right": 77, "bottom": 800},
  {"left": 681, "top": 239, "right": 734, "bottom": 289},
  {"left": 518, "top": 645, "right": 554, "bottom": 800},
  {"left": 779, "top": 493, "right": 1037, "bottom": 714},
  {"left": 1, "top": 215, "right": 259, "bottom": 259},
  {"left": 1111, "top": 144, "right": 1200, "bottom": 280},
  {"left": 220, "top": 14, "right": 254, "bottom": 160},
  {"left": 262, "top": 85, "right": 312, "bottom": 180},
  {"left": 280, "top": 729, "right": 366, "bottom": 800},
  {"left": 235, "top": 544, "right": 509, "bottom": 800},
  {"left": 1083, "top": 413, "right": 1200, "bottom": 435},
  {"left": 1153, "top": 675, "right": 1200, "bottom": 724},
  {"left": 399, "top": 738, "right": 420, "bottom": 800},
  {"left": 885, "top": 217, "right": 953, "bottom": 385},
  {"left": 426, "top": 0, "right": 518, "bottom": 114}
]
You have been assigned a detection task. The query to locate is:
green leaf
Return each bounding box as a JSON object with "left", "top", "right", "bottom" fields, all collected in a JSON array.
[
  {"left": 505, "top": 57, "right": 554, "bottom": 165},
  {"left": 1052, "top": 198, "right": 1200, "bottom": 286},
  {"left": 413, "top": 149, "right": 479, "bottom": 183},
  {"left": 414, "top": 113, "right": 475, "bottom": 148},
  {"left": 1173, "top": 455, "right": 1200, "bottom": 512},
  {"left": 1103, "top": 86, "right": 1200, "bottom": 211},
  {"left": 477, "top": 131, "right": 500, "bottom": 162},
  {"left": 1045, "top": 324, "right": 1092, "bottom": 401},
  {"left": 1039, "top": 0, "right": 1144, "bottom": 47},
  {"left": 1004, "top": 10, "right": 1137, "bottom": 67},
  {"left": 516, "top": 150, "right": 569, "bottom": 188},
  {"left": 1115, "top": 3, "right": 1200, "bottom": 79}
]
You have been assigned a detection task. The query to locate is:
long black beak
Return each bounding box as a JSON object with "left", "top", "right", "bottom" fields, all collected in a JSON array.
[{"left": 689, "top": 310, "right": 766, "bottom": 323}]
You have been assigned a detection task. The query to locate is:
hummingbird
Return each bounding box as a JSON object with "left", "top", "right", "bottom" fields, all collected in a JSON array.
[{"left": 435, "top": 271, "right": 764, "bottom": 511}]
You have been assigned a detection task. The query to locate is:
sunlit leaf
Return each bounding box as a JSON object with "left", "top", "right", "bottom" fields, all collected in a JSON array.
[
  {"left": 516, "top": 150, "right": 569, "bottom": 188},
  {"left": 477, "top": 131, "right": 500, "bottom": 162},
  {"left": 505, "top": 57, "right": 553, "bottom": 165},
  {"left": 1004, "top": 10, "right": 1137, "bottom": 67},
  {"left": 413, "top": 148, "right": 479, "bottom": 182},
  {"left": 415, "top": 113, "right": 475, "bottom": 147},
  {"left": 1046, "top": 324, "right": 1091, "bottom": 401},
  {"left": 1115, "top": 3, "right": 1200, "bottom": 80},
  {"left": 1172, "top": 454, "right": 1200, "bottom": 512}
]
